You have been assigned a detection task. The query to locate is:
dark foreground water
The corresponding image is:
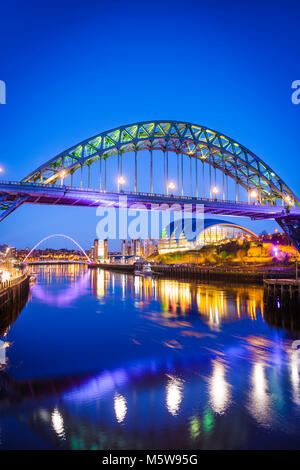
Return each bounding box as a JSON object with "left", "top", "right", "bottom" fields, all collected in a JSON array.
[{"left": 0, "top": 265, "right": 300, "bottom": 450}]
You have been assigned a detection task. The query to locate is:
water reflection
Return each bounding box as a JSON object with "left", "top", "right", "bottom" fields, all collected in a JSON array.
[
  {"left": 90, "top": 268, "right": 265, "bottom": 325},
  {"left": 0, "top": 339, "right": 299, "bottom": 449},
  {"left": 289, "top": 349, "right": 300, "bottom": 406},
  {"left": 209, "top": 360, "right": 231, "bottom": 415},
  {"left": 30, "top": 265, "right": 90, "bottom": 307},
  {"left": 26, "top": 265, "right": 266, "bottom": 325},
  {"left": 0, "top": 265, "right": 300, "bottom": 450},
  {"left": 189, "top": 416, "right": 201, "bottom": 439},
  {"left": 114, "top": 393, "right": 127, "bottom": 423},
  {"left": 166, "top": 374, "right": 184, "bottom": 416},
  {"left": 51, "top": 408, "right": 66, "bottom": 440},
  {"left": 248, "top": 362, "right": 272, "bottom": 427}
]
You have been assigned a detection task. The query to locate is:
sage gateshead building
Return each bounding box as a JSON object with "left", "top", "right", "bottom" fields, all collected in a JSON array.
[{"left": 158, "top": 218, "right": 258, "bottom": 255}]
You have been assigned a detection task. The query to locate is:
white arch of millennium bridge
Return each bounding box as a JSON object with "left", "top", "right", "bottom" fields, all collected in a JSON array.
[{"left": 23, "top": 234, "right": 91, "bottom": 263}]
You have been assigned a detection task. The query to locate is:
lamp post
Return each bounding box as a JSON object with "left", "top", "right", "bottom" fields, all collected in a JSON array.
[
  {"left": 212, "top": 186, "right": 219, "bottom": 200},
  {"left": 285, "top": 195, "right": 294, "bottom": 207},
  {"left": 249, "top": 189, "right": 258, "bottom": 204},
  {"left": 168, "top": 181, "right": 176, "bottom": 196},
  {"left": 118, "top": 175, "right": 126, "bottom": 192}
]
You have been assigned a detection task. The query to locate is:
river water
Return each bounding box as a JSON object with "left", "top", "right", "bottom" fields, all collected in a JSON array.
[{"left": 0, "top": 265, "right": 299, "bottom": 450}]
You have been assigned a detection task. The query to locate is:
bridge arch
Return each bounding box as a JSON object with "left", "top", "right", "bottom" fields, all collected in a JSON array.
[
  {"left": 22, "top": 120, "right": 299, "bottom": 206},
  {"left": 23, "top": 234, "right": 91, "bottom": 263}
]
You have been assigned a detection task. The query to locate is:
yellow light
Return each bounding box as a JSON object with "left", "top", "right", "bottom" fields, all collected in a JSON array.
[
  {"left": 285, "top": 195, "right": 294, "bottom": 206},
  {"left": 0, "top": 167, "right": 3, "bottom": 173},
  {"left": 250, "top": 190, "right": 258, "bottom": 199},
  {"left": 212, "top": 186, "right": 219, "bottom": 194},
  {"left": 168, "top": 181, "right": 176, "bottom": 191},
  {"left": 60, "top": 170, "right": 66, "bottom": 178},
  {"left": 118, "top": 176, "right": 126, "bottom": 185}
]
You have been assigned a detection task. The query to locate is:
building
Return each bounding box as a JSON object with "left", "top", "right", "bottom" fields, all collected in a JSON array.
[
  {"left": 158, "top": 218, "right": 258, "bottom": 255},
  {"left": 119, "top": 239, "right": 158, "bottom": 257},
  {"left": 104, "top": 239, "right": 108, "bottom": 259},
  {"left": 92, "top": 239, "right": 109, "bottom": 262},
  {"left": 92, "top": 239, "right": 99, "bottom": 262}
]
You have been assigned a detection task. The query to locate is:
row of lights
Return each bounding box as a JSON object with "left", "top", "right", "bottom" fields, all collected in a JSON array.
[
  {"left": 35, "top": 170, "right": 297, "bottom": 205},
  {"left": 0, "top": 166, "right": 259, "bottom": 198},
  {"left": 0, "top": 166, "right": 294, "bottom": 206},
  {"left": 117, "top": 177, "right": 260, "bottom": 200}
]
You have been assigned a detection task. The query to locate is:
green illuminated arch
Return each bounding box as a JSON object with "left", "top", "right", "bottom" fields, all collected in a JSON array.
[{"left": 22, "top": 120, "right": 299, "bottom": 205}]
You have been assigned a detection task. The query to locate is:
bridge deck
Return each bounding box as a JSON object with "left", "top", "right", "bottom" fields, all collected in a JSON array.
[{"left": 1, "top": 180, "right": 298, "bottom": 219}]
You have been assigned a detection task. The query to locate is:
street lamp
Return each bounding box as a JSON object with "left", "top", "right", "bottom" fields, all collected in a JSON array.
[
  {"left": 118, "top": 175, "right": 126, "bottom": 192},
  {"left": 0, "top": 166, "right": 3, "bottom": 175},
  {"left": 285, "top": 195, "right": 294, "bottom": 206},
  {"left": 250, "top": 189, "right": 258, "bottom": 199},
  {"left": 212, "top": 186, "right": 219, "bottom": 199},
  {"left": 249, "top": 189, "right": 258, "bottom": 203},
  {"left": 168, "top": 181, "right": 176, "bottom": 195}
]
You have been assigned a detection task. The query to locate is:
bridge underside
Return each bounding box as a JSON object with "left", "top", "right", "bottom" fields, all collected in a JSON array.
[
  {"left": 0, "top": 182, "right": 297, "bottom": 220},
  {"left": 1, "top": 181, "right": 300, "bottom": 251}
]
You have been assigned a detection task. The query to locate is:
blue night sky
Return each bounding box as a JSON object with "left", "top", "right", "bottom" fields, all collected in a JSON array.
[{"left": 0, "top": 0, "right": 299, "bottom": 250}]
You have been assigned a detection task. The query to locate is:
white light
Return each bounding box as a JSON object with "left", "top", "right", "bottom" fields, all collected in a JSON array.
[
  {"left": 212, "top": 186, "right": 219, "bottom": 194},
  {"left": 51, "top": 408, "right": 65, "bottom": 439},
  {"left": 168, "top": 182, "right": 176, "bottom": 191},
  {"left": 285, "top": 195, "right": 294, "bottom": 206},
  {"left": 0, "top": 340, "right": 9, "bottom": 366},
  {"left": 166, "top": 374, "right": 183, "bottom": 416},
  {"left": 209, "top": 360, "right": 230, "bottom": 414},
  {"left": 290, "top": 349, "right": 300, "bottom": 406},
  {"left": 0, "top": 270, "right": 10, "bottom": 282},
  {"left": 114, "top": 392, "right": 127, "bottom": 423},
  {"left": 250, "top": 190, "right": 258, "bottom": 199},
  {"left": 248, "top": 362, "right": 272, "bottom": 427},
  {"left": 118, "top": 176, "right": 126, "bottom": 185}
]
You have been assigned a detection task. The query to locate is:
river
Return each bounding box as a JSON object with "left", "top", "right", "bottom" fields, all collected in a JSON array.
[{"left": 0, "top": 264, "right": 299, "bottom": 450}]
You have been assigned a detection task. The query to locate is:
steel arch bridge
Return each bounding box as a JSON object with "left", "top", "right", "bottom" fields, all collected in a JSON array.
[
  {"left": 0, "top": 120, "right": 300, "bottom": 249},
  {"left": 22, "top": 120, "right": 299, "bottom": 204}
]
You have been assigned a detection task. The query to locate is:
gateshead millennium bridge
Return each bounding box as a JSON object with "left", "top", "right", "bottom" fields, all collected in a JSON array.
[{"left": 0, "top": 120, "right": 300, "bottom": 249}]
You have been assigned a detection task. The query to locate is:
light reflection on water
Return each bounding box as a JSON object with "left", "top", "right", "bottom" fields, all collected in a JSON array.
[
  {"left": 114, "top": 393, "right": 127, "bottom": 423},
  {"left": 209, "top": 360, "right": 231, "bottom": 415},
  {"left": 166, "top": 374, "right": 184, "bottom": 416},
  {"left": 0, "top": 264, "right": 300, "bottom": 450}
]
